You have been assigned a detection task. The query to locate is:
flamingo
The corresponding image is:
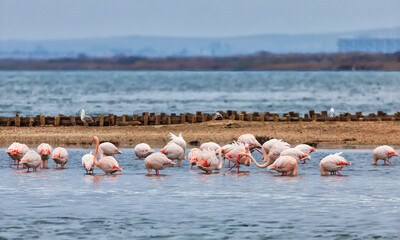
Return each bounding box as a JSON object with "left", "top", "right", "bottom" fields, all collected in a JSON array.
[
  {"left": 188, "top": 148, "right": 202, "bottom": 169},
  {"left": 267, "top": 156, "right": 298, "bottom": 176},
  {"left": 37, "top": 143, "right": 53, "bottom": 168},
  {"left": 134, "top": 143, "right": 155, "bottom": 160},
  {"left": 199, "top": 142, "right": 221, "bottom": 154},
  {"left": 82, "top": 151, "right": 95, "bottom": 174},
  {"left": 160, "top": 142, "right": 185, "bottom": 167},
  {"left": 20, "top": 150, "right": 41, "bottom": 172},
  {"left": 264, "top": 143, "right": 290, "bottom": 165},
  {"left": 196, "top": 150, "right": 223, "bottom": 173},
  {"left": 262, "top": 139, "right": 290, "bottom": 162},
  {"left": 6, "top": 142, "right": 20, "bottom": 165},
  {"left": 280, "top": 148, "right": 310, "bottom": 163},
  {"left": 144, "top": 152, "right": 175, "bottom": 175},
  {"left": 373, "top": 145, "right": 399, "bottom": 166},
  {"left": 10, "top": 143, "right": 29, "bottom": 169},
  {"left": 52, "top": 147, "right": 69, "bottom": 169},
  {"left": 295, "top": 144, "right": 316, "bottom": 163},
  {"left": 99, "top": 142, "right": 122, "bottom": 161},
  {"left": 168, "top": 132, "right": 186, "bottom": 158},
  {"left": 237, "top": 134, "right": 262, "bottom": 153},
  {"left": 224, "top": 143, "right": 251, "bottom": 172},
  {"left": 221, "top": 144, "right": 235, "bottom": 167},
  {"left": 80, "top": 109, "right": 95, "bottom": 123},
  {"left": 92, "top": 136, "right": 122, "bottom": 174},
  {"left": 320, "top": 152, "right": 351, "bottom": 175}
]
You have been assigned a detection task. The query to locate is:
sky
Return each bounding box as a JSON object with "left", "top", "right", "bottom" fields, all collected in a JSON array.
[{"left": 0, "top": 0, "right": 399, "bottom": 40}]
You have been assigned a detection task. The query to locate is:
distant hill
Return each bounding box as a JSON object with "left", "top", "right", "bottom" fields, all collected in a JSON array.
[{"left": 0, "top": 27, "right": 399, "bottom": 59}]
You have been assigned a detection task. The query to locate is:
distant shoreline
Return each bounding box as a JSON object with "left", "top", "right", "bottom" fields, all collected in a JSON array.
[
  {"left": 1, "top": 52, "right": 399, "bottom": 71},
  {"left": 1, "top": 120, "right": 399, "bottom": 149}
]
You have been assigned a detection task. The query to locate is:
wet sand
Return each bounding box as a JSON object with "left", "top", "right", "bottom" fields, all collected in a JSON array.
[{"left": 0, "top": 120, "right": 399, "bottom": 148}]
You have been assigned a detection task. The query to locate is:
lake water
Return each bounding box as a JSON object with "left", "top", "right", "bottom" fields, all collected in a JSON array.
[
  {"left": 0, "top": 71, "right": 399, "bottom": 117},
  {"left": 1, "top": 148, "right": 399, "bottom": 239}
]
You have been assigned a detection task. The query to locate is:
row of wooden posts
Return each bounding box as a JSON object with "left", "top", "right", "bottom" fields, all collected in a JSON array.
[{"left": 1, "top": 110, "right": 400, "bottom": 127}]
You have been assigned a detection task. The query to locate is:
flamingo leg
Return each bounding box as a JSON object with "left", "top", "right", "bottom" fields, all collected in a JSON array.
[
  {"left": 114, "top": 156, "right": 119, "bottom": 162},
  {"left": 228, "top": 164, "right": 237, "bottom": 171},
  {"left": 228, "top": 159, "right": 230, "bottom": 167},
  {"left": 156, "top": 170, "right": 159, "bottom": 175},
  {"left": 237, "top": 165, "right": 240, "bottom": 172},
  {"left": 191, "top": 165, "right": 193, "bottom": 169},
  {"left": 336, "top": 171, "right": 342, "bottom": 176},
  {"left": 387, "top": 159, "right": 393, "bottom": 166},
  {"left": 255, "top": 148, "right": 262, "bottom": 154}
]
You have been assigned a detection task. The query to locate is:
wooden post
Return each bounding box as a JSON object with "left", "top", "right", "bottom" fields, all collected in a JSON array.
[
  {"left": 202, "top": 113, "right": 208, "bottom": 122},
  {"left": 247, "top": 113, "right": 253, "bottom": 121},
  {"left": 239, "top": 114, "right": 245, "bottom": 121},
  {"left": 286, "top": 115, "right": 291, "bottom": 123},
  {"left": 143, "top": 114, "right": 149, "bottom": 126},
  {"left": 54, "top": 116, "right": 60, "bottom": 126},
  {"left": 133, "top": 114, "right": 138, "bottom": 121},
  {"left": 7, "top": 118, "right": 11, "bottom": 127},
  {"left": 99, "top": 115, "right": 104, "bottom": 126},
  {"left": 260, "top": 114, "right": 265, "bottom": 121},
  {"left": 191, "top": 115, "right": 196, "bottom": 123},
  {"left": 167, "top": 117, "right": 171, "bottom": 125},
  {"left": 180, "top": 113, "right": 186, "bottom": 124},
  {"left": 15, "top": 115, "right": 20, "bottom": 127},
  {"left": 29, "top": 117, "right": 35, "bottom": 127},
  {"left": 155, "top": 115, "right": 161, "bottom": 125},
  {"left": 312, "top": 114, "right": 317, "bottom": 122},
  {"left": 122, "top": 114, "right": 127, "bottom": 123},
  {"left": 70, "top": 116, "right": 76, "bottom": 126},
  {"left": 109, "top": 114, "right": 115, "bottom": 125},
  {"left": 273, "top": 115, "right": 278, "bottom": 122},
  {"left": 299, "top": 117, "right": 303, "bottom": 122},
  {"left": 40, "top": 115, "right": 46, "bottom": 126},
  {"left": 230, "top": 114, "right": 236, "bottom": 120}
]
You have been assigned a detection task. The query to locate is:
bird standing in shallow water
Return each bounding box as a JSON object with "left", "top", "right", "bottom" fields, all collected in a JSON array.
[
  {"left": 373, "top": 145, "right": 399, "bottom": 166},
  {"left": 20, "top": 150, "right": 41, "bottom": 172},
  {"left": 92, "top": 136, "right": 122, "bottom": 174},
  {"left": 144, "top": 152, "right": 175, "bottom": 175},
  {"left": 320, "top": 152, "right": 351, "bottom": 176}
]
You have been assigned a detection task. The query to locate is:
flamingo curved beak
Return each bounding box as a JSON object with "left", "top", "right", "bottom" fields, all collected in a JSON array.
[
  {"left": 393, "top": 151, "right": 399, "bottom": 156},
  {"left": 112, "top": 165, "right": 122, "bottom": 172},
  {"left": 310, "top": 147, "right": 316, "bottom": 153}
]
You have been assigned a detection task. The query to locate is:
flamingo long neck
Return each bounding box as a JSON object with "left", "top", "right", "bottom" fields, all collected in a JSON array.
[
  {"left": 373, "top": 156, "right": 378, "bottom": 165},
  {"left": 262, "top": 147, "right": 268, "bottom": 162},
  {"left": 248, "top": 154, "right": 269, "bottom": 168},
  {"left": 217, "top": 150, "right": 224, "bottom": 170},
  {"left": 320, "top": 164, "right": 328, "bottom": 176},
  {"left": 292, "top": 164, "right": 298, "bottom": 176},
  {"left": 93, "top": 137, "right": 100, "bottom": 167}
]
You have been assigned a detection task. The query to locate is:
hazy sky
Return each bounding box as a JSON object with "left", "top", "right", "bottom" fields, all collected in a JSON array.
[{"left": 0, "top": 0, "right": 399, "bottom": 40}]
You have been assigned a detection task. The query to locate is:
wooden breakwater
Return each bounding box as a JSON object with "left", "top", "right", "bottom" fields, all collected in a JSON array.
[{"left": 2, "top": 110, "right": 400, "bottom": 127}]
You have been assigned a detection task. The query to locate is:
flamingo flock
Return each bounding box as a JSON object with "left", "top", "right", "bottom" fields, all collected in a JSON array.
[{"left": 4, "top": 133, "right": 399, "bottom": 176}]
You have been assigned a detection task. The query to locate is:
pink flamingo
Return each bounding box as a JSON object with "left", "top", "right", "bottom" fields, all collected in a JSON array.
[
  {"left": 168, "top": 132, "right": 186, "bottom": 154},
  {"left": 92, "top": 136, "right": 122, "bottom": 174},
  {"left": 320, "top": 152, "right": 351, "bottom": 175},
  {"left": 160, "top": 142, "right": 185, "bottom": 167},
  {"left": 373, "top": 145, "right": 399, "bottom": 166},
  {"left": 237, "top": 134, "right": 262, "bottom": 153},
  {"left": 267, "top": 156, "right": 298, "bottom": 176},
  {"left": 20, "top": 150, "right": 41, "bottom": 172},
  {"left": 6, "top": 142, "right": 20, "bottom": 165},
  {"left": 134, "top": 143, "right": 155, "bottom": 160},
  {"left": 188, "top": 148, "right": 202, "bottom": 169},
  {"left": 37, "top": 143, "right": 53, "bottom": 168},
  {"left": 280, "top": 148, "right": 310, "bottom": 163},
  {"left": 295, "top": 144, "right": 316, "bottom": 163},
  {"left": 144, "top": 152, "right": 175, "bottom": 175},
  {"left": 10, "top": 143, "right": 29, "bottom": 169},
  {"left": 224, "top": 143, "right": 251, "bottom": 172},
  {"left": 52, "top": 147, "right": 69, "bottom": 169},
  {"left": 199, "top": 142, "right": 221, "bottom": 153},
  {"left": 221, "top": 144, "right": 235, "bottom": 167},
  {"left": 262, "top": 139, "right": 290, "bottom": 162},
  {"left": 196, "top": 150, "right": 223, "bottom": 173},
  {"left": 264, "top": 143, "right": 290, "bottom": 165},
  {"left": 99, "top": 142, "right": 122, "bottom": 161},
  {"left": 82, "top": 151, "right": 95, "bottom": 174}
]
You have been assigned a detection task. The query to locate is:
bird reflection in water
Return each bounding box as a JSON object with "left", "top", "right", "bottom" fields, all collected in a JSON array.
[{"left": 83, "top": 174, "right": 120, "bottom": 186}]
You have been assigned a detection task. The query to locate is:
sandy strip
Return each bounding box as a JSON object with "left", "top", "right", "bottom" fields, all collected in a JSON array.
[{"left": 0, "top": 120, "right": 399, "bottom": 149}]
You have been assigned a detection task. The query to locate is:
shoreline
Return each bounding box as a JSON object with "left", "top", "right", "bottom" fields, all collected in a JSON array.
[{"left": 1, "top": 120, "right": 399, "bottom": 149}]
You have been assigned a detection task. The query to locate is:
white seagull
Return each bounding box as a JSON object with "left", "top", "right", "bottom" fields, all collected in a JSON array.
[{"left": 80, "top": 109, "right": 95, "bottom": 123}]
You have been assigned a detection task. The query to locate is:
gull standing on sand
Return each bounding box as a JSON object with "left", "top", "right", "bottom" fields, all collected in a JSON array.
[
  {"left": 329, "top": 108, "right": 335, "bottom": 117},
  {"left": 80, "top": 109, "right": 95, "bottom": 123}
]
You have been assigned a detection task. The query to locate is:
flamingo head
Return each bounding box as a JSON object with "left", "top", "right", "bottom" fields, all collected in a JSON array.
[
  {"left": 389, "top": 151, "right": 399, "bottom": 156},
  {"left": 310, "top": 147, "right": 316, "bottom": 153},
  {"left": 91, "top": 136, "right": 98, "bottom": 144},
  {"left": 80, "top": 109, "right": 85, "bottom": 114},
  {"left": 112, "top": 165, "right": 122, "bottom": 172},
  {"left": 302, "top": 154, "right": 311, "bottom": 160}
]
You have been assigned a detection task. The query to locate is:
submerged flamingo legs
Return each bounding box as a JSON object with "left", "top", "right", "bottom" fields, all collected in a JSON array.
[{"left": 228, "top": 164, "right": 237, "bottom": 171}]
